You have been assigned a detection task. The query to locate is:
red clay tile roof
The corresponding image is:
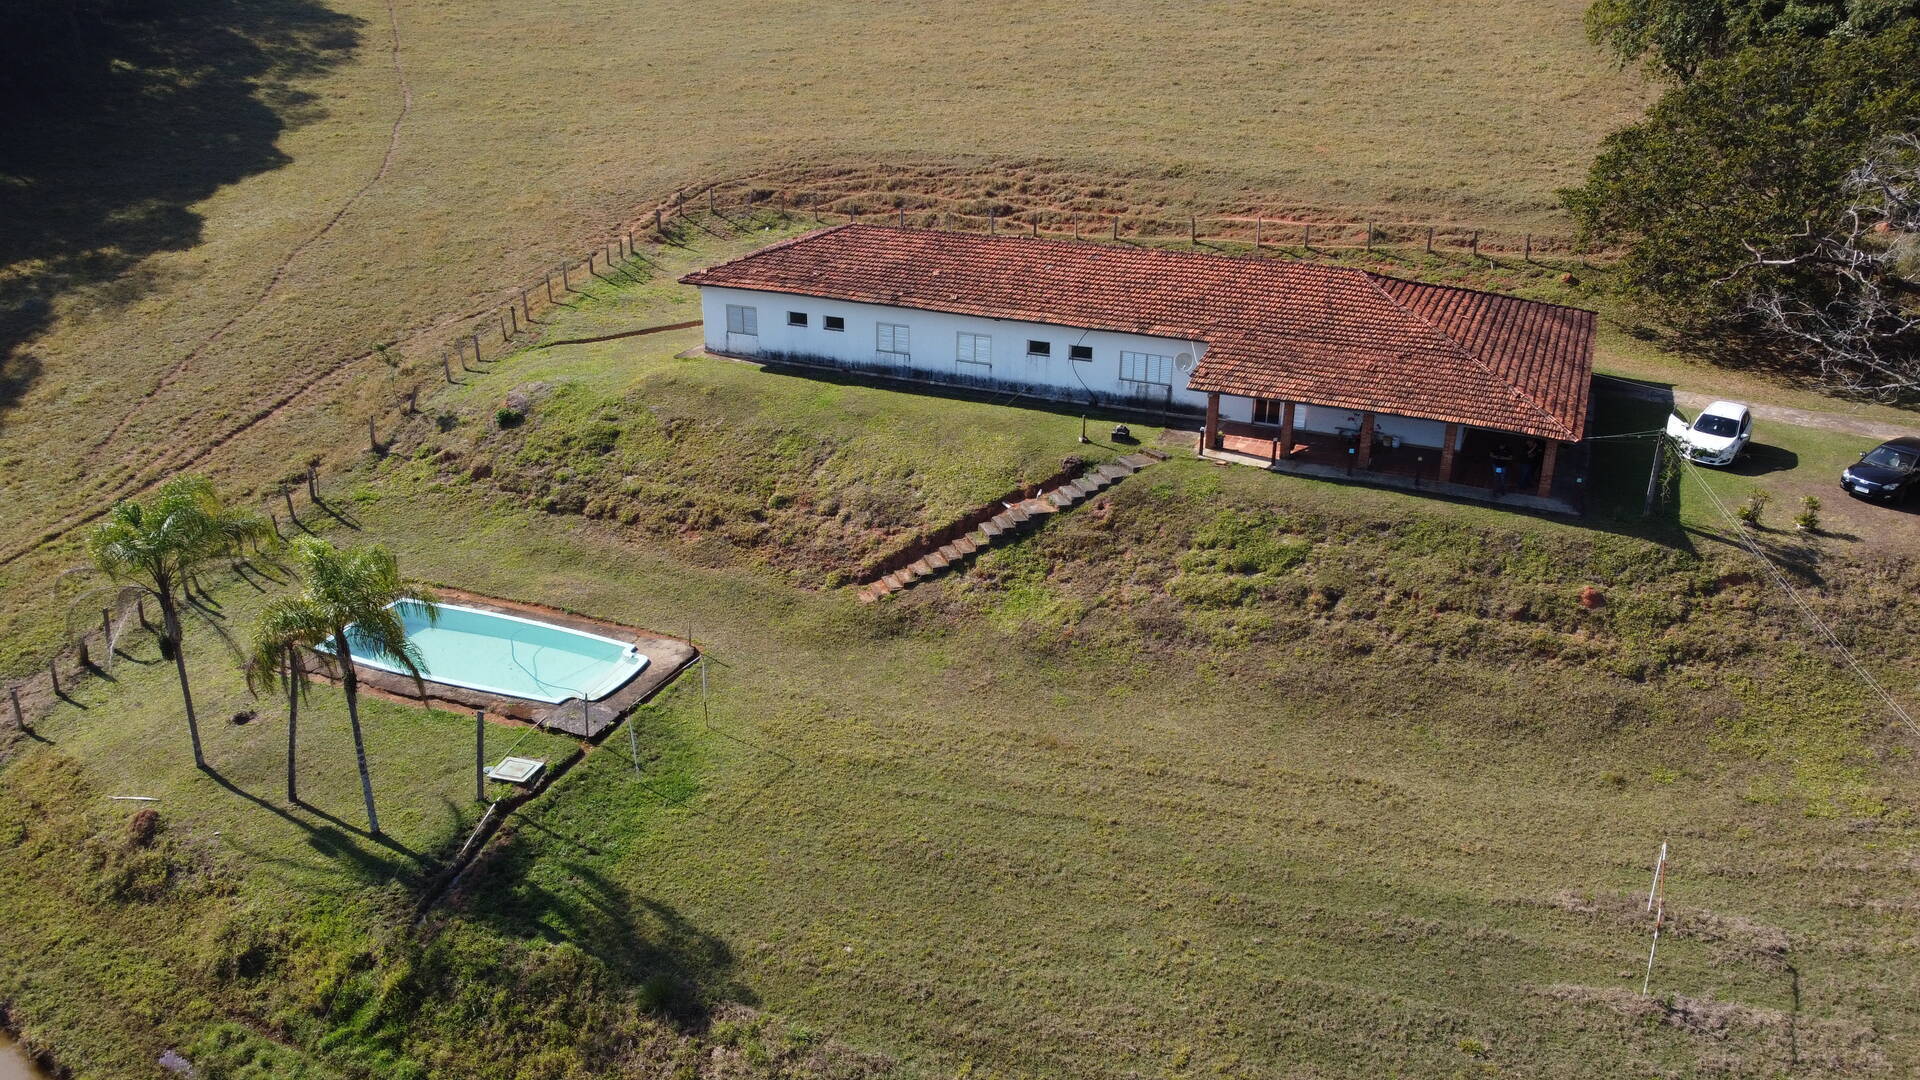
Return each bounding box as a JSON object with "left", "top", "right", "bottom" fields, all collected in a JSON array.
[{"left": 681, "top": 224, "right": 1594, "bottom": 441}]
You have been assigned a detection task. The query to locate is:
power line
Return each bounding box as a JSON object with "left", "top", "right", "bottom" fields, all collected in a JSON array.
[{"left": 1677, "top": 452, "right": 1919, "bottom": 739}]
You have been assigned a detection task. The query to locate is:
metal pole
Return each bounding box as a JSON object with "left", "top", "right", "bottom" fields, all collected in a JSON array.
[
  {"left": 475, "top": 710, "right": 486, "bottom": 802},
  {"left": 628, "top": 714, "right": 641, "bottom": 775},
  {"left": 1644, "top": 437, "right": 1665, "bottom": 517}
]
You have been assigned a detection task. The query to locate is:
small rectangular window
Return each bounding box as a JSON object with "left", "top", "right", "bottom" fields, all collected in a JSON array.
[
  {"left": 787, "top": 311, "right": 808, "bottom": 327},
  {"left": 956, "top": 332, "right": 993, "bottom": 370},
  {"left": 1253, "top": 399, "right": 1286, "bottom": 426},
  {"left": 725, "top": 304, "right": 758, "bottom": 336},
  {"left": 823, "top": 315, "right": 845, "bottom": 332},
  {"left": 877, "top": 322, "right": 910, "bottom": 355},
  {"left": 1070, "top": 344, "right": 1093, "bottom": 362},
  {"left": 1027, "top": 340, "right": 1051, "bottom": 357}
]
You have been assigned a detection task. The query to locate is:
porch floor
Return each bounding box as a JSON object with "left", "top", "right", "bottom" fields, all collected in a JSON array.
[{"left": 1213, "top": 429, "right": 1579, "bottom": 515}]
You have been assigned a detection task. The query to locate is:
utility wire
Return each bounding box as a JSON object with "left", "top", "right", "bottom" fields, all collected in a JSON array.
[{"left": 1677, "top": 452, "right": 1919, "bottom": 739}]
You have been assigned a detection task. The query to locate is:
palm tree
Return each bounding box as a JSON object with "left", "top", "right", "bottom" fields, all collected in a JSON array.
[
  {"left": 246, "top": 539, "right": 437, "bottom": 835},
  {"left": 88, "top": 475, "right": 269, "bottom": 770},
  {"left": 244, "top": 643, "right": 312, "bottom": 805}
]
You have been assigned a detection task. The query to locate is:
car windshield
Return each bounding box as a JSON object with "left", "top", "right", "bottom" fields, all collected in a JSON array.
[
  {"left": 1693, "top": 415, "right": 1740, "bottom": 438},
  {"left": 1861, "top": 446, "right": 1917, "bottom": 470}
]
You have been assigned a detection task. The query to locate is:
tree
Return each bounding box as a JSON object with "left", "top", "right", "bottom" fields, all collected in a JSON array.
[
  {"left": 245, "top": 539, "right": 437, "bottom": 835},
  {"left": 1585, "top": 0, "right": 1920, "bottom": 82},
  {"left": 1562, "top": 23, "right": 1920, "bottom": 333},
  {"left": 245, "top": 633, "right": 313, "bottom": 805},
  {"left": 87, "top": 474, "right": 269, "bottom": 770},
  {"left": 1741, "top": 134, "right": 1920, "bottom": 395}
]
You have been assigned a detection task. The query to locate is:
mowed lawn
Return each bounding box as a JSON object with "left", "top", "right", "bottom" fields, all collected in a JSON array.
[{"left": 0, "top": 0, "right": 1653, "bottom": 677}]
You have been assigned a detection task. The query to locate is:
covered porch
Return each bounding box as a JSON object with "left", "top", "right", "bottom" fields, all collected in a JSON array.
[{"left": 1202, "top": 395, "right": 1580, "bottom": 513}]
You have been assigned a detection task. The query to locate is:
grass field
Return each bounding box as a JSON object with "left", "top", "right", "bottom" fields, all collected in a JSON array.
[
  {"left": 0, "top": 0, "right": 1666, "bottom": 678},
  {"left": 4, "top": 249, "right": 1918, "bottom": 1077}
]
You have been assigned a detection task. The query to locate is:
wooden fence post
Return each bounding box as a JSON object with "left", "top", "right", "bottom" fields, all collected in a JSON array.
[
  {"left": 48, "top": 654, "right": 59, "bottom": 699},
  {"left": 1111, "top": 217, "right": 1119, "bottom": 240},
  {"left": 472, "top": 331, "right": 483, "bottom": 362},
  {"left": 368, "top": 416, "right": 378, "bottom": 451},
  {"left": 545, "top": 271, "right": 555, "bottom": 303},
  {"left": 508, "top": 307, "right": 518, "bottom": 335},
  {"left": 101, "top": 608, "right": 113, "bottom": 654},
  {"left": 1031, "top": 219, "right": 1037, "bottom": 238},
  {"left": 708, "top": 187, "right": 715, "bottom": 213},
  {"left": 1471, "top": 230, "right": 1480, "bottom": 258},
  {"left": 1426, "top": 226, "right": 1435, "bottom": 254},
  {"left": 1255, "top": 216, "right": 1261, "bottom": 251},
  {"left": 898, "top": 207, "right": 906, "bottom": 228},
  {"left": 1524, "top": 233, "right": 1532, "bottom": 261},
  {"left": 500, "top": 311, "right": 510, "bottom": 341},
  {"left": 520, "top": 288, "right": 531, "bottom": 321},
  {"left": 443, "top": 354, "right": 454, "bottom": 383},
  {"left": 1365, "top": 222, "right": 1374, "bottom": 251},
  {"left": 1189, "top": 215, "right": 1196, "bottom": 247},
  {"left": 988, "top": 211, "right": 996, "bottom": 235},
  {"left": 561, "top": 263, "right": 570, "bottom": 291},
  {"left": 654, "top": 208, "right": 663, "bottom": 233},
  {"left": 307, "top": 463, "right": 318, "bottom": 500},
  {"left": 1303, "top": 223, "right": 1312, "bottom": 249}
]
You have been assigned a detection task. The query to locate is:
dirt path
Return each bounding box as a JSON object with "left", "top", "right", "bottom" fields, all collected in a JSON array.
[{"left": 1597, "top": 375, "right": 1916, "bottom": 442}]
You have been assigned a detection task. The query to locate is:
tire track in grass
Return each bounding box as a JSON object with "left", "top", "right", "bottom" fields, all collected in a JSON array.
[{"left": 92, "top": 0, "right": 416, "bottom": 455}]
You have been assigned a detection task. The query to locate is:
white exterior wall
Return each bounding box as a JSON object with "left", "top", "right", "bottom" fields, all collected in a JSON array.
[
  {"left": 699, "top": 286, "right": 1211, "bottom": 412},
  {"left": 698, "top": 285, "right": 1468, "bottom": 448}
]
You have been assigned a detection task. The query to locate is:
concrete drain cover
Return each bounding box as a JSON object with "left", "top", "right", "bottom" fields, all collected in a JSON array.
[{"left": 486, "top": 757, "right": 545, "bottom": 784}]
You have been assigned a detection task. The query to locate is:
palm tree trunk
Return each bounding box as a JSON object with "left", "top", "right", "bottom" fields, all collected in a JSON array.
[
  {"left": 285, "top": 651, "right": 301, "bottom": 804},
  {"left": 157, "top": 588, "right": 205, "bottom": 770},
  {"left": 335, "top": 631, "right": 381, "bottom": 835}
]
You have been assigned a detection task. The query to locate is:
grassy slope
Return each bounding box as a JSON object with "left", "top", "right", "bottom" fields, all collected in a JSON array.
[{"left": 6, "top": 262, "right": 1917, "bottom": 1077}]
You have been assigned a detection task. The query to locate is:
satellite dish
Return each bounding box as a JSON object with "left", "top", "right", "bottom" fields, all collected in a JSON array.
[{"left": 1175, "top": 352, "right": 1195, "bottom": 372}]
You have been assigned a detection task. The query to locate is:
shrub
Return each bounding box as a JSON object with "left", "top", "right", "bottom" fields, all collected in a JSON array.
[
  {"left": 494, "top": 407, "right": 524, "bottom": 429},
  {"left": 1736, "top": 490, "right": 1770, "bottom": 527},
  {"left": 1795, "top": 495, "right": 1821, "bottom": 532}
]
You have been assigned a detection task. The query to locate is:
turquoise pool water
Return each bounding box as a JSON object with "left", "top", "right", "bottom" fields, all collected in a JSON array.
[{"left": 327, "top": 600, "right": 648, "bottom": 704}]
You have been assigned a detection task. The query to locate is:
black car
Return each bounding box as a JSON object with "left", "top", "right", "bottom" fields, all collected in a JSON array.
[{"left": 1840, "top": 436, "right": 1920, "bottom": 503}]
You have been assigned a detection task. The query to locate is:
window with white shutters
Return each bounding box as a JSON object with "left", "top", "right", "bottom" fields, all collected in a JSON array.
[
  {"left": 725, "top": 304, "right": 758, "bottom": 335},
  {"left": 877, "top": 322, "right": 910, "bottom": 356},
  {"left": 1119, "top": 351, "right": 1173, "bottom": 386},
  {"left": 956, "top": 332, "right": 992, "bottom": 371}
]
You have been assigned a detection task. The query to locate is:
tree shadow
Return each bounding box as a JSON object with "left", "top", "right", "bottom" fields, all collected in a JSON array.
[
  {"left": 0, "top": 0, "right": 365, "bottom": 432},
  {"left": 459, "top": 839, "right": 753, "bottom": 1029}
]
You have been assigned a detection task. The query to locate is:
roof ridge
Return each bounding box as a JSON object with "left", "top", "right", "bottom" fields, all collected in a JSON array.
[
  {"left": 681, "top": 222, "right": 854, "bottom": 281},
  {"left": 1366, "top": 270, "right": 1599, "bottom": 318},
  {"left": 1361, "top": 274, "right": 1576, "bottom": 440}
]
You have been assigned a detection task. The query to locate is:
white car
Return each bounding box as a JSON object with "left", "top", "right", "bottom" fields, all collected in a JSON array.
[{"left": 1666, "top": 400, "right": 1752, "bottom": 466}]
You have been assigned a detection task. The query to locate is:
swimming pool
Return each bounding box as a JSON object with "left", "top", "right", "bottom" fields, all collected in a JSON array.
[{"left": 326, "top": 600, "right": 649, "bottom": 704}]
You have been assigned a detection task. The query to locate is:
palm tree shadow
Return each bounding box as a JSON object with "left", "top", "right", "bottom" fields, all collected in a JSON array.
[
  {"left": 0, "top": 0, "right": 364, "bottom": 432},
  {"left": 203, "top": 763, "right": 424, "bottom": 874}
]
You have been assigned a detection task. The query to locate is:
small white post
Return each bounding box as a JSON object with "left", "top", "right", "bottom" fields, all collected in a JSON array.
[{"left": 1643, "top": 840, "right": 1669, "bottom": 994}]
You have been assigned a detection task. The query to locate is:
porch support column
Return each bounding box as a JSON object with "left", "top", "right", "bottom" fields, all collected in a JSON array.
[
  {"left": 1279, "top": 402, "right": 1295, "bottom": 460},
  {"left": 1356, "top": 412, "right": 1376, "bottom": 470},
  {"left": 1439, "top": 423, "right": 1459, "bottom": 482},
  {"left": 1536, "top": 440, "right": 1561, "bottom": 497},
  {"left": 1203, "top": 393, "right": 1221, "bottom": 452}
]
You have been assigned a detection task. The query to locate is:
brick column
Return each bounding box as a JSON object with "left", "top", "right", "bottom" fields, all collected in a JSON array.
[
  {"left": 1203, "top": 393, "right": 1221, "bottom": 452},
  {"left": 1279, "top": 402, "right": 1295, "bottom": 459},
  {"left": 1536, "top": 440, "right": 1560, "bottom": 497},
  {"left": 1439, "top": 423, "right": 1458, "bottom": 481},
  {"left": 1356, "top": 413, "right": 1375, "bottom": 470}
]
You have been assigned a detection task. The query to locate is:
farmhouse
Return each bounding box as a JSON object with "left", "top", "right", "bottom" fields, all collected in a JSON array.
[{"left": 683, "top": 224, "right": 1596, "bottom": 506}]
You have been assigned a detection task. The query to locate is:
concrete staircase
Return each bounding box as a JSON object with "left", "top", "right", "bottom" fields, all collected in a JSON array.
[{"left": 857, "top": 451, "right": 1164, "bottom": 603}]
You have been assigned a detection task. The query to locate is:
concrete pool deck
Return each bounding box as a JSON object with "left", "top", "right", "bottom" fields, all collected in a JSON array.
[{"left": 301, "top": 588, "right": 697, "bottom": 739}]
